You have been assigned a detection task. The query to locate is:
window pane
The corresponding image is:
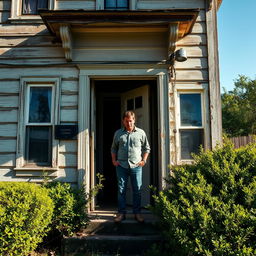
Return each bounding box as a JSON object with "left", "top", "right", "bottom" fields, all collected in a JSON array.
[
  {"left": 117, "top": 0, "right": 128, "bottom": 8},
  {"left": 26, "top": 126, "right": 52, "bottom": 165},
  {"left": 180, "top": 94, "right": 202, "bottom": 126},
  {"left": 29, "top": 87, "right": 52, "bottom": 123},
  {"left": 180, "top": 129, "right": 203, "bottom": 159},
  {"left": 105, "top": 0, "right": 116, "bottom": 8},
  {"left": 105, "top": 0, "right": 128, "bottom": 8},
  {"left": 135, "top": 96, "right": 142, "bottom": 109},
  {"left": 23, "top": 0, "right": 48, "bottom": 14},
  {"left": 127, "top": 98, "right": 134, "bottom": 110}
]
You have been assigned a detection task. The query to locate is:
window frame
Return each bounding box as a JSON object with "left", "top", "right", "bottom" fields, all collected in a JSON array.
[
  {"left": 96, "top": 0, "right": 136, "bottom": 10},
  {"left": 9, "top": 0, "right": 54, "bottom": 22},
  {"left": 15, "top": 77, "right": 60, "bottom": 170},
  {"left": 174, "top": 84, "right": 210, "bottom": 163},
  {"left": 104, "top": 0, "right": 129, "bottom": 10}
]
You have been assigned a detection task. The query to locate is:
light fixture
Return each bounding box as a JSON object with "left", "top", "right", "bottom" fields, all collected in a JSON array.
[{"left": 169, "top": 48, "right": 187, "bottom": 65}]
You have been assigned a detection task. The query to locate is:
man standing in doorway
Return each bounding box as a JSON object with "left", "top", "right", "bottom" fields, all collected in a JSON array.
[{"left": 111, "top": 111, "right": 150, "bottom": 223}]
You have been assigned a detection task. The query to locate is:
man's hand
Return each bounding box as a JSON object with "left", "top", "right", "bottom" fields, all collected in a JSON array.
[
  {"left": 138, "top": 160, "right": 146, "bottom": 167},
  {"left": 112, "top": 160, "right": 120, "bottom": 166}
]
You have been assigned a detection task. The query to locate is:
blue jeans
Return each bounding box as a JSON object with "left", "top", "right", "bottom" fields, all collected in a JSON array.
[{"left": 116, "top": 165, "right": 142, "bottom": 214}]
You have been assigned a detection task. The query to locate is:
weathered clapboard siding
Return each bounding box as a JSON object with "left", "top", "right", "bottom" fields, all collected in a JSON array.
[
  {"left": 56, "top": 168, "right": 78, "bottom": 183},
  {"left": 0, "top": 67, "right": 79, "bottom": 79},
  {"left": 0, "top": 35, "right": 59, "bottom": 47},
  {"left": 0, "top": 0, "right": 10, "bottom": 11},
  {"left": 59, "top": 153, "right": 77, "bottom": 168},
  {"left": 0, "top": 95, "right": 19, "bottom": 107},
  {"left": 0, "top": 154, "right": 15, "bottom": 167},
  {"left": 174, "top": 57, "right": 207, "bottom": 69},
  {"left": 175, "top": 70, "right": 208, "bottom": 81},
  {"left": 0, "top": 109, "right": 18, "bottom": 122},
  {"left": 61, "top": 109, "right": 78, "bottom": 123},
  {"left": 62, "top": 80, "right": 78, "bottom": 94},
  {"left": 177, "top": 34, "right": 207, "bottom": 46},
  {"left": 0, "top": 81, "right": 19, "bottom": 93},
  {"left": 56, "top": 0, "right": 95, "bottom": 10},
  {"left": 137, "top": 0, "right": 205, "bottom": 9},
  {"left": 59, "top": 141, "right": 78, "bottom": 153},
  {"left": 0, "top": 46, "right": 64, "bottom": 59},
  {"left": 61, "top": 95, "right": 78, "bottom": 107},
  {"left": 0, "top": 124, "right": 17, "bottom": 137},
  {"left": 0, "top": 25, "right": 47, "bottom": 35},
  {"left": 0, "top": 140, "right": 16, "bottom": 152},
  {"left": 0, "top": 11, "right": 10, "bottom": 23}
]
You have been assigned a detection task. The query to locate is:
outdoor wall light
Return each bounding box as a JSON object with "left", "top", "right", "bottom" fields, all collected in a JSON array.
[
  {"left": 169, "top": 48, "right": 187, "bottom": 65},
  {"left": 168, "top": 48, "right": 187, "bottom": 79}
]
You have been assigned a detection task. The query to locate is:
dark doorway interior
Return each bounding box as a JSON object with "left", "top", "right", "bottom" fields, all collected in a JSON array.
[{"left": 94, "top": 79, "right": 158, "bottom": 210}]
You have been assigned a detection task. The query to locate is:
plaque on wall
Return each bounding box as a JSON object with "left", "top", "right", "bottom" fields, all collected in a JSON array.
[{"left": 55, "top": 125, "right": 78, "bottom": 140}]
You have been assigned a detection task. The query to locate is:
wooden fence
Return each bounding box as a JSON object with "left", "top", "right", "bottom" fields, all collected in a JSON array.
[{"left": 230, "top": 135, "right": 256, "bottom": 148}]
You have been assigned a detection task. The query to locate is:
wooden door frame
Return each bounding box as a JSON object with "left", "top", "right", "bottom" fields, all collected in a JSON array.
[{"left": 77, "top": 64, "right": 170, "bottom": 211}]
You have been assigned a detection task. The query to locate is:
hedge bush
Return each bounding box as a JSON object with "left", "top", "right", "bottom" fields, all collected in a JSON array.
[
  {"left": 44, "top": 182, "right": 89, "bottom": 236},
  {"left": 0, "top": 182, "right": 53, "bottom": 256},
  {"left": 151, "top": 142, "right": 256, "bottom": 256}
]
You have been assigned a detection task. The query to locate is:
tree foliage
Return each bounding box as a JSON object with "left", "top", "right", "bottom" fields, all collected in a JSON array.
[{"left": 222, "top": 75, "right": 256, "bottom": 137}]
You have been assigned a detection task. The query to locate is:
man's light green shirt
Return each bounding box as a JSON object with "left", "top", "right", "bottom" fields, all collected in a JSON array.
[{"left": 111, "top": 126, "right": 151, "bottom": 168}]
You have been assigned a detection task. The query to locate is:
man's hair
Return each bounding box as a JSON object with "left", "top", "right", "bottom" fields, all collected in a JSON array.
[{"left": 122, "top": 111, "right": 136, "bottom": 120}]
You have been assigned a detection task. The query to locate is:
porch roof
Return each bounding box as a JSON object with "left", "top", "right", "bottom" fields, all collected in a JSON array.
[{"left": 39, "top": 9, "right": 199, "bottom": 62}]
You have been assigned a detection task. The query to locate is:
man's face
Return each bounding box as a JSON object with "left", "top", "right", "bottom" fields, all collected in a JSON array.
[{"left": 123, "top": 116, "right": 135, "bottom": 131}]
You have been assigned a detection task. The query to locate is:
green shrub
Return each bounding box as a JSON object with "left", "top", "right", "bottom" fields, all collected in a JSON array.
[
  {"left": 0, "top": 182, "right": 53, "bottom": 256},
  {"left": 151, "top": 142, "right": 256, "bottom": 256},
  {"left": 44, "top": 182, "right": 89, "bottom": 236}
]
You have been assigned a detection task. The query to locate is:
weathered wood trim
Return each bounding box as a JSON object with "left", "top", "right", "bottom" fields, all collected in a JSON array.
[
  {"left": 16, "top": 77, "right": 61, "bottom": 170},
  {"left": 205, "top": 2, "right": 222, "bottom": 148},
  {"left": 59, "top": 25, "right": 73, "bottom": 61},
  {"left": 78, "top": 65, "right": 170, "bottom": 194},
  {"left": 168, "top": 23, "right": 178, "bottom": 57},
  {"left": 77, "top": 74, "right": 90, "bottom": 189}
]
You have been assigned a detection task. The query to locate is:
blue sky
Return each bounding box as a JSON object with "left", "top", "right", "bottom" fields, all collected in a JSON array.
[{"left": 217, "top": 0, "right": 256, "bottom": 92}]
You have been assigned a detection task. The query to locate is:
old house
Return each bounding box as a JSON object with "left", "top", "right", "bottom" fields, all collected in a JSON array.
[{"left": 0, "top": 0, "right": 222, "bottom": 210}]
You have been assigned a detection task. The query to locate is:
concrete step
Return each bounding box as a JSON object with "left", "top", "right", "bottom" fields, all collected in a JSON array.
[{"left": 62, "top": 210, "right": 162, "bottom": 256}]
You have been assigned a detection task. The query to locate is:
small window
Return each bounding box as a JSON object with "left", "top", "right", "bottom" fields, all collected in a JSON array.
[
  {"left": 105, "top": 0, "right": 129, "bottom": 9},
  {"left": 25, "top": 86, "right": 53, "bottom": 166},
  {"left": 22, "top": 0, "right": 48, "bottom": 15},
  {"left": 179, "top": 93, "right": 204, "bottom": 160}
]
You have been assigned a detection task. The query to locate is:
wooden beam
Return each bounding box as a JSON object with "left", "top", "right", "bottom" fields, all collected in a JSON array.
[
  {"left": 59, "top": 25, "right": 73, "bottom": 61},
  {"left": 206, "top": 0, "right": 222, "bottom": 147}
]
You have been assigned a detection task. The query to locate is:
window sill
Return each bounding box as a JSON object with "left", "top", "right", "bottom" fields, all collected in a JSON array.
[
  {"left": 8, "top": 17, "right": 44, "bottom": 24},
  {"left": 14, "top": 167, "right": 58, "bottom": 177}
]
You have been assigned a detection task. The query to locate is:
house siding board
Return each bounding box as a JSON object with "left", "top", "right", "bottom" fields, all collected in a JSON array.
[{"left": 0, "top": 0, "right": 221, "bottom": 182}]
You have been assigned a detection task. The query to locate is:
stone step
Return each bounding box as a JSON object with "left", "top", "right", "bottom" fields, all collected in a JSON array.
[
  {"left": 62, "top": 234, "right": 162, "bottom": 255},
  {"left": 62, "top": 210, "right": 162, "bottom": 255}
]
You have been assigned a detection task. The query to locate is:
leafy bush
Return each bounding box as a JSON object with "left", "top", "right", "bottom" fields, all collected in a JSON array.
[
  {"left": 0, "top": 182, "right": 53, "bottom": 256},
  {"left": 44, "top": 182, "right": 89, "bottom": 236},
  {"left": 151, "top": 142, "right": 256, "bottom": 256}
]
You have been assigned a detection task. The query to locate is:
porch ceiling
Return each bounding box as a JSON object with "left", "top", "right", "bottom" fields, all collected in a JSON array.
[
  {"left": 39, "top": 9, "right": 199, "bottom": 62},
  {"left": 40, "top": 9, "right": 199, "bottom": 38}
]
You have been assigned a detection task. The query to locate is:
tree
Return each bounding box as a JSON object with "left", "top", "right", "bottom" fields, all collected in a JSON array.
[{"left": 222, "top": 75, "right": 256, "bottom": 137}]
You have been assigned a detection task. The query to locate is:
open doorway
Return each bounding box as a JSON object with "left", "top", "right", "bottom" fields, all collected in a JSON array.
[{"left": 93, "top": 79, "right": 158, "bottom": 210}]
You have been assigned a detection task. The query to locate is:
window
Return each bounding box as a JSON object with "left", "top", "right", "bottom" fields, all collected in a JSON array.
[
  {"left": 10, "top": 0, "right": 53, "bottom": 21},
  {"left": 178, "top": 93, "right": 204, "bottom": 160},
  {"left": 105, "top": 0, "right": 129, "bottom": 9},
  {"left": 22, "top": 0, "right": 48, "bottom": 15},
  {"left": 25, "top": 86, "right": 53, "bottom": 165},
  {"left": 16, "top": 78, "right": 60, "bottom": 169}
]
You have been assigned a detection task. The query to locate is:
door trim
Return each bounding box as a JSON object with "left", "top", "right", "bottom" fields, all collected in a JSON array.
[{"left": 77, "top": 64, "right": 170, "bottom": 210}]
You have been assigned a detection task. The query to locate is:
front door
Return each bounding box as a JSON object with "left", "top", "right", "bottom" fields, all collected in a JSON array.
[{"left": 121, "top": 85, "right": 151, "bottom": 207}]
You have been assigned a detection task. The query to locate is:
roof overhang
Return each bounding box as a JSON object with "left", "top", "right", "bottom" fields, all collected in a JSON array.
[{"left": 40, "top": 9, "right": 199, "bottom": 62}]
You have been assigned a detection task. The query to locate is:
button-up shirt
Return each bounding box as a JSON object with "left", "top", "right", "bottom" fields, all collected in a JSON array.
[{"left": 111, "top": 126, "right": 151, "bottom": 168}]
